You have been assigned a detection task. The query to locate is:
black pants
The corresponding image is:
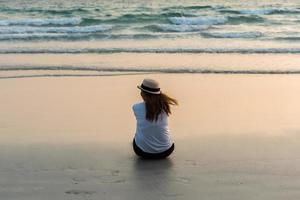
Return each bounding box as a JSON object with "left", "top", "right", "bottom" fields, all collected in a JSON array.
[{"left": 133, "top": 139, "right": 174, "bottom": 159}]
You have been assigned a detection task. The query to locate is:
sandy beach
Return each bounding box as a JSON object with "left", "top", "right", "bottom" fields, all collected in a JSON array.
[
  {"left": 2, "top": 0, "right": 300, "bottom": 199},
  {"left": 1, "top": 74, "right": 300, "bottom": 200}
]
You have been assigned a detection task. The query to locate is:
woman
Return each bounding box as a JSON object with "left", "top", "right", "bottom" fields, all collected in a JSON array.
[{"left": 132, "top": 78, "right": 178, "bottom": 159}]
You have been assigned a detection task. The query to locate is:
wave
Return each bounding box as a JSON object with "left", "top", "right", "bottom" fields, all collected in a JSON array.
[
  {"left": 0, "top": 74, "right": 146, "bottom": 79},
  {"left": 144, "top": 24, "right": 209, "bottom": 32},
  {"left": 102, "top": 12, "right": 196, "bottom": 25},
  {"left": 201, "top": 31, "right": 263, "bottom": 38},
  {"left": 0, "top": 33, "right": 96, "bottom": 41},
  {"left": 0, "top": 33, "right": 163, "bottom": 41},
  {"left": 169, "top": 14, "right": 264, "bottom": 26},
  {"left": 106, "top": 33, "right": 161, "bottom": 39},
  {"left": 0, "top": 17, "right": 82, "bottom": 26},
  {"left": 274, "top": 36, "right": 300, "bottom": 41},
  {"left": 168, "top": 16, "right": 227, "bottom": 25},
  {"left": 0, "top": 47, "right": 300, "bottom": 54},
  {"left": 0, "top": 25, "right": 113, "bottom": 34},
  {"left": 162, "top": 5, "right": 214, "bottom": 10},
  {"left": 240, "top": 8, "right": 279, "bottom": 15},
  {"left": 1, "top": 66, "right": 300, "bottom": 80},
  {"left": 0, "top": 7, "right": 91, "bottom": 15},
  {"left": 221, "top": 8, "right": 300, "bottom": 15},
  {"left": 106, "top": 13, "right": 165, "bottom": 23},
  {"left": 169, "top": 15, "right": 264, "bottom": 25},
  {"left": 227, "top": 16, "right": 265, "bottom": 24}
]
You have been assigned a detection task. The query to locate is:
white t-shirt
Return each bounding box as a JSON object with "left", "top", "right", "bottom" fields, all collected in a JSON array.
[{"left": 132, "top": 102, "right": 173, "bottom": 153}]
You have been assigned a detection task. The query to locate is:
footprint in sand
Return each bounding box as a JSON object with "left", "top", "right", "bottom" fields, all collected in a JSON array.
[
  {"left": 185, "top": 159, "right": 198, "bottom": 166},
  {"left": 97, "top": 175, "right": 126, "bottom": 184},
  {"left": 174, "top": 177, "right": 191, "bottom": 184},
  {"left": 162, "top": 193, "right": 184, "bottom": 197},
  {"left": 72, "top": 177, "right": 86, "bottom": 185},
  {"left": 72, "top": 177, "right": 86, "bottom": 183},
  {"left": 96, "top": 170, "right": 126, "bottom": 184},
  {"left": 110, "top": 170, "right": 120, "bottom": 176},
  {"left": 65, "top": 189, "right": 96, "bottom": 196}
]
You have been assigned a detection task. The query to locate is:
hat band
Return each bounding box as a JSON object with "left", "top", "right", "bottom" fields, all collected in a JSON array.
[{"left": 141, "top": 84, "right": 160, "bottom": 93}]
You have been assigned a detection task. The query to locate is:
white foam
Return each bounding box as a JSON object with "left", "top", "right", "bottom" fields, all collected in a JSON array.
[
  {"left": 169, "top": 16, "right": 227, "bottom": 25},
  {"left": 0, "top": 17, "right": 82, "bottom": 26},
  {"left": 240, "top": 8, "right": 275, "bottom": 15},
  {"left": 0, "top": 33, "right": 69, "bottom": 40},
  {"left": 202, "top": 31, "right": 263, "bottom": 38},
  {"left": 156, "top": 24, "right": 209, "bottom": 32},
  {"left": 1, "top": 66, "right": 300, "bottom": 79},
  {"left": 0, "top": 25, "right": 113, "bottom": 34},
  {"left": 0, "top": 47, "right": 299, "bottom": 54},
  {"left": 239, "top": 8, "right": 300, "bottom": 15}
]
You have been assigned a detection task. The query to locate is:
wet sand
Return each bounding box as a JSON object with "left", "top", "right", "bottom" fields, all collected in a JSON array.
[{"left": 0, "top": 74, "right": 300, "bottom": 200}]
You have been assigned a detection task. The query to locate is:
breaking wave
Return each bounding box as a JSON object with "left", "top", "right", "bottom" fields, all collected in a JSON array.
[
  {"left": 0, "top": 17, "right": 82, "bottom": 26},
  {"left": 144, "top": 24, "right": 210, "bottom": 32},
  {"left": 220, "top": 8, "right": 300, "bottom": 15},
  {"left": 201, "top": 31, "right": 263, "bottom": 38},
  {"left": 0, "top": 25, "right": 113, "bottom": 34},
  {"left": 0, "top": 47, "right": 299, "bottom": 54},
  {"left": 2, "top": 66, "right": 300, "bottom": 79},
  {"left": 168, "top": 16, "right": 227, "bottom": 25}
]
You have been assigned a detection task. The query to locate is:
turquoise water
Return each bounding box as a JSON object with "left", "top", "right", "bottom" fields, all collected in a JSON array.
[
  {"left": 0, "top": 0, "right": 300, "bottom": 78},
  {"left": 1, "top": 0, "right": 300, "bottom": 42}
]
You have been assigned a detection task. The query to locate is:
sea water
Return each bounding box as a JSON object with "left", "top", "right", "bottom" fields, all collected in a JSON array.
[{"left": 0, "top": 0, "right": 300, "bottom": 78}]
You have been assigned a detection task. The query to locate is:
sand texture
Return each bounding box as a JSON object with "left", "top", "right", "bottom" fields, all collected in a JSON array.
[{"left": 0, "top": 74, "right": 300, "bottom": 200}]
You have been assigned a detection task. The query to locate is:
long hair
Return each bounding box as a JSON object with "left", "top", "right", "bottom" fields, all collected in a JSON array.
[{"left": 141, "top": 91, "right": 178, "bottom": 122}]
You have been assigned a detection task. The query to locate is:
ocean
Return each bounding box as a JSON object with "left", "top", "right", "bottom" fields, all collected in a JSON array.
[{"left": 1, "top": 0, "right": 300, "bottom": 78}]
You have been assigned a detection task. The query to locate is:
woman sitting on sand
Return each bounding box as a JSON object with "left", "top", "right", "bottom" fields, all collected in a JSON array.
[{"left": 132, "top": 78, "right": 178, "bottom": 159}]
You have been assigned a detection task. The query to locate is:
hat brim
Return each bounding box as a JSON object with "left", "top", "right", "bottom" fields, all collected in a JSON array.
[{"left": 137, "top": 85, "right": 161, "bottom": 94}]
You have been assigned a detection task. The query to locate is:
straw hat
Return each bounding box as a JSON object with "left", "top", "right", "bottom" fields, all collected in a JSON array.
[{"left": 137, "top": 78, "right": 161, "bottom": 94}]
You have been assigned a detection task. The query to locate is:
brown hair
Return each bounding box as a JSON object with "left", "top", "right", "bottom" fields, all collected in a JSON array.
[{"left": 141, "top": 91, "right": 178, "bottom": 122}]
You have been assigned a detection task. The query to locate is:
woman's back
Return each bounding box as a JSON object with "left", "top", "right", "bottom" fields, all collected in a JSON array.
[{"left": 133, "top": 102, "right": 172, "bottom": 153}]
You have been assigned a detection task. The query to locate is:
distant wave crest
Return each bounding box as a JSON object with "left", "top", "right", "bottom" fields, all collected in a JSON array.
[
  {"left": 201, "top": 31, "right": 263, "bottom": 38},
  {"left": 0, "top": 7, "right": 91, "bottom": 15},
  {"left": 0, "top": 47, "right": 299, "bottom": 54},
  {"left": 145, "top": 24, "right": 210, "bottom": 32},
  {"left": 2, "top": 66, "right": 300, "bottom": 80},
  {"left": 168, "top": 16, "right": 227, "bottom": 25},
  {"left": 0, "top": 25, "right": 113, "bottom": 34},
  {"left": 0, "top": 17, "right": 82, "bottom": 26},
  {"left": 220, "top": 8, "right": 300, "bottom": 15}
]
